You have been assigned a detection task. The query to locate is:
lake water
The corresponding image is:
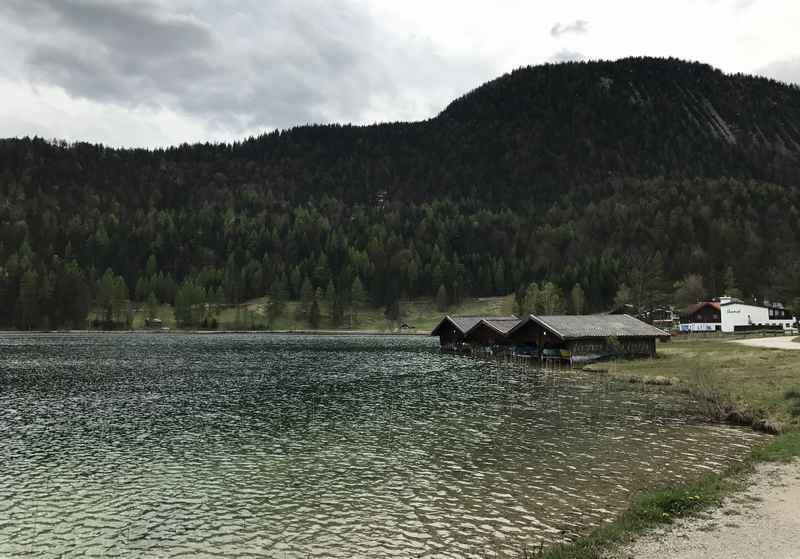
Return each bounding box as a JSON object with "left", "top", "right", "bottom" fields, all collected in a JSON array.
[{"left": 0, "top": 333, "right": 763, "bottom": 558}]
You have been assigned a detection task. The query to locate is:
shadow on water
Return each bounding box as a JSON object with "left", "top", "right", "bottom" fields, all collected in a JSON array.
[{"left": 0, "top": 333, "right": 764, "bottom": 558}]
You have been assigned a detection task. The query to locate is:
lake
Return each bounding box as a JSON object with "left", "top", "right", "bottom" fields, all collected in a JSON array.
[{"left": 0, "top": 333, "right": 763, "bottom": 558}]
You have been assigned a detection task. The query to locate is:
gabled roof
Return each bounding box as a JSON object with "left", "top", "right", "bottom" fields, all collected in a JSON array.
[
  {"left": 430, "top": 315, "right": 518, "bottom": 336},
  {"left": 686, "top": 301, "right": 720, "bottom": 314},
  {"left": 464, "top": 317, "right": 520, "bottom": 337},
  {"left": 430, "top": 315, "right": 480, "bottom": 336},
  {"left": 509, "top": 314, "right": 670, "bottom": 340}
]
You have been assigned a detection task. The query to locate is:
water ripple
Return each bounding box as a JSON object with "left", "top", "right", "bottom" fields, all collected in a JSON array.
[{"left": 0, "top": 333, "right": 764, "bottom": 557}]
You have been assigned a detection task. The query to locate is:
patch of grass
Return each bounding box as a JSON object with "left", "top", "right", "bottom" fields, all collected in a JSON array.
[
  {"left": 587, "top": 337, "right": 800, "bottom": 430},
  {"left": 750, "top": 432, "right": 800, "bottom": 462},
  {"left": 533, "top": 432, "right": 800, "bottom": 559},
  {"left": 121, "top": 295, "right": 514, "bottom": 333},
  {"left": 785, "top": 389, "right": 800, "bottom": 419}
]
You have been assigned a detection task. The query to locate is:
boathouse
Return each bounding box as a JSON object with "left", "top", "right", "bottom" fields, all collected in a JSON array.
[
  {"left": 507, "top": 314, "right": 670, "bottom": 362},
  {"left": 463, "top": 317, "right": 520, "bottom": 347},
  {"left": 431, "top": 315, "right": 518, "bottom": 350}
]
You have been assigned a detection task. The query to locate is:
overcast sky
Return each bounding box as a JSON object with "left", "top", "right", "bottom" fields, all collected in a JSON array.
[{"left": 2, "top": 0, "right": 799, "bottom": 148}]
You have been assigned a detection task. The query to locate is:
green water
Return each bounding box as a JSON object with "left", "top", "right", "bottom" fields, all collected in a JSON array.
[{"left": 0, "top": 333, "right": 762, "bottom": 557}]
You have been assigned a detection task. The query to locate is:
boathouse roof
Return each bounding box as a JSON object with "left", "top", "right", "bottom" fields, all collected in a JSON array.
[
  {"left": 430, "top": 315, "right": 518, "bottom": 336},
  {"left": 510, "top": 314, "right": 670, "bottom": 340},
  {"left": 466, "top": 317, "right": 521, "bottom": 336}
]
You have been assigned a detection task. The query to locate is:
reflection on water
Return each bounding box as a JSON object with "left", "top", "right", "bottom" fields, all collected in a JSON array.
[{"left": 0, "top": 333, "right": 763, "bottom": 557}]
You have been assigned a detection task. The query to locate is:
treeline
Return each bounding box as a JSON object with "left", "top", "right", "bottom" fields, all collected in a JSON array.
[{"left": 2, "top": 174, "right": 799, "bottom": 329}]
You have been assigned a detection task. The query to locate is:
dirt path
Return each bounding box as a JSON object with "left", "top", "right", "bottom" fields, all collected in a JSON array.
[
  {"left": 616, "top": 460, "right": 800, "bottom": 559},
  {"left": 731, "top": 336, "right": 800, "bottom": 350}
]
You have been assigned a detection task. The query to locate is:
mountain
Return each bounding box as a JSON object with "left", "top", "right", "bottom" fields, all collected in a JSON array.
[{"left": 1, "top": 57, "right": 800, "bottom": 329}]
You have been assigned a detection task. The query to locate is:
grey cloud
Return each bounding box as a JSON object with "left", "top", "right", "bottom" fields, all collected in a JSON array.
[
  {"left": 757, "top": 57, "right": 800, "bottom": 86},
  {"left": 549, "top": 50, "right": 586, "bottom": 63},
  {"left": 550, "top": 19, "right": 588, "bottom": 38},
  {"left": 0, "top": 0, "right": 489, "bottom": 136},
  {"left": 42, "top": 0, "right": 213, "bottom": 56}
]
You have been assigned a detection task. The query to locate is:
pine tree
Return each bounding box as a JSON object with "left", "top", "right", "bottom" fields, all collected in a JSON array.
[
  {"left": 16, "top": 269, "right": 39, "bottom": 330},
  {"left": 300, "top": 276, "right": 314, "bottom": 318},
  {"left": 53, "top": 261, "right": 90, "bottom": 328},
  {"left": 350, "top": 276, "right": 366, "bottom": 327},
  {"left": 174, "top": 279, "right": 207, "bottom": 328},
  {"left": 524, "top": 282, "right": 541, "bottom": 315},
  {"left": 309, "top": 287, "right": 322, "bottom": 328},
  {"left": 96, "top": 269, "right": 118, "bottom": 324},
  {"left": 267, "top": 275, "right": 288, "bottom": 326},
  {"left": 723, "top": 266, "right": 743, "bottom": 299},
  {"left": 435, "top": 284, "right": 448, "bottom": 312},
  {"left": 385, "top": 298, "right": 401, "bottom": 327},
  {"left": 540, "top": 282, "right": 565, "bottom": 314},
  {"left": 324, "top": 279, "right": 336, "bottom": 324},
  {"left": 570, "top": 283, "right": 586, "bottom": 315},
  {"left": 145, "top": 254, "right": 158, "bottom": 278},
  {"left": 145, "top": 292, "right": 159, "bottom": 319},
  {"left": 673, "top": 274, "right": 705, "bottom": 308}
]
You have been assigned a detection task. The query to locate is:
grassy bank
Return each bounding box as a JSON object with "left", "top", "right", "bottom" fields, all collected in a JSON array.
[
  {"left": 127, "top": 295, "right": 514, "bottom": 333},
  {"left": 533, "top": 336, "right": 800, "bottom": 558},
  {"left": 533, "top": 432, "right": 800, "bottom": 558},
  {"left": 587, "top": 336, "right": 800, "bottom": 432}
]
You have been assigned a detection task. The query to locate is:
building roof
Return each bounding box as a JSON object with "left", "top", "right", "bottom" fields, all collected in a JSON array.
[
  {"left": 430, "top": 315, "right": 518, "bottom": 336},
  {"left": 686, "top": 301, "right": 721, "bottom": 314},
  {"left": 465, "top": 317, "right": 521, "bottom": 337},
  {"left": 509, "top": 314, "right": 670, "bottom": 340}
]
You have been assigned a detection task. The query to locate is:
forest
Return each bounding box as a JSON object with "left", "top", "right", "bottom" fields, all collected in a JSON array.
[{"left": 1, "top": 57, "right": 800, "bottom": 329}]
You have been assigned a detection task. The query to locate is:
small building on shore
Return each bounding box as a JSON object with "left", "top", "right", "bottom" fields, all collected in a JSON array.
[
  {"left": 430, "top": 315, "right": 518, "bottom": 350},
  {"left": 432, "top": 313, "right": 669, "bottom": 362},
  {"left": 679, "top": 301, "right": 721, "bottom": 332},
  {"left": 507, "top": 314, "right": 670, "bottom": 362},
  {"left": 679, "top": 297, "right": 797, "bottom": 333},
  {"left": 463, "top": 317, "right": 521, "bottom": 347}
]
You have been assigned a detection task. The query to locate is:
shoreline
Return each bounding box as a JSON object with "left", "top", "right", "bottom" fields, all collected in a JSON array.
[
  {"left": 537, "top": 432, "right": 800, "bottom": 559},
  {"left": 0, "top": 329, "right": 430, "bottom": 336},
  {"left": 540, "top": 336, "right": 800, "bottom": 558},
  {"left": 617, "top": 458, "right": 800, "bottom": 559}
]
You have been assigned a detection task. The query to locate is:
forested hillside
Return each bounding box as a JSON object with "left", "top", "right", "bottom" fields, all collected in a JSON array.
[{"left": 2, "top": 57, "right": 800, "bottom": 329}]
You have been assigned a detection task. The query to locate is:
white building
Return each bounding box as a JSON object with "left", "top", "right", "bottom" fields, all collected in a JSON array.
[
  {"left": 719, "top": 296, "right": 796, "bottom": 333},
  {"left": 679, "top": 297, "right": 797, "bottom": 334}
]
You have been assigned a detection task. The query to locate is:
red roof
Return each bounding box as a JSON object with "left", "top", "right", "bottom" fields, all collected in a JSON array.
[{"left": 686, "top": 301, "right": 720, "bottom": 314}]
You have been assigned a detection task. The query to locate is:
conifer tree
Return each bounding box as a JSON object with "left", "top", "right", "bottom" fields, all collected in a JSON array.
[
  {"left": 570, "top": 283, "right": 586, "bottom": 315},
  {"left": 16, "top": 269, "right": 39, "bottom": 330},
  {"left": 145, "top": 292, "right": 159, "bottom": 319},
  {"left": 435, "top": 284, "right": 448, "bottom": 312},
  {"left": 300, "top": 276, "right": 314, "bottom": 318},
  {"left": 324, "top": 279, "right": 336, "bottom": 323},
  {"left": 723, "top": 267, "right": 743, "bottom": 299},
  {"left": 350, "top": 277, "right": 366, "bottom": 327},
  {"left": 267, "top": 275, "right": 288, "bottom": 325},
  {"left": 309, "top": 287, "right": 322, "bottom": 328}
]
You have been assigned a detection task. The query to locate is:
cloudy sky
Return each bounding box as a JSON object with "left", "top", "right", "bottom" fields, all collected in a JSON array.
[{"left": 2, "top": 0, "right": 799, "bottom": 148}]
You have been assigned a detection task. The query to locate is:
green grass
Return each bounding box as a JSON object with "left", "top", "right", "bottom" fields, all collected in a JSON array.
[
  {"left": 531, "top": 432, "right": 800, "bottom": 559},
  {"left": 123, "top": 295, "right": 514, "bottom": 333},
  {"left": 586, "top": 337, "right": 800, "bottom": 431}
]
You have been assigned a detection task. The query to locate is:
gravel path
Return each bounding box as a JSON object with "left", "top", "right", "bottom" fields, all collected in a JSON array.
[
  {"left": 731, "top": 336, "right": 800, "bottom": 350},
  {"left": 616, "top": 460, "right": 800, "bottom": 559}
]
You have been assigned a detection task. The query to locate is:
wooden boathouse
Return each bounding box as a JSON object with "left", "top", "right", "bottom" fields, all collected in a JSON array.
[
  {"left": 430, "top": 315, "right": 518, "bottom": 352},
  {"left": 463, "top": 317, "right": 522, "bottom": 348},
  {"left": 507, "top": 314, "right": 670, "bottom": 362},
  {"left": 432, "top": 313, "right": 669, "bottom": 363}
]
